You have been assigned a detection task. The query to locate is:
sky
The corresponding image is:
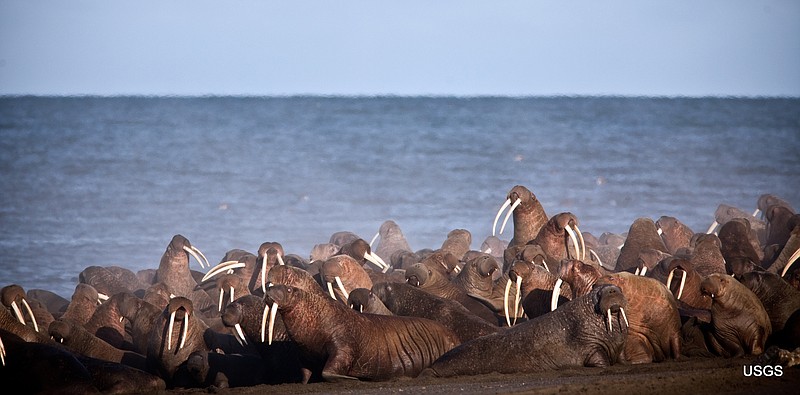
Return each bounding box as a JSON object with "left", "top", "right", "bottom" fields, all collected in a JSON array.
[{"left": 1, "top": 0, "right": 799, "bottom": 97}]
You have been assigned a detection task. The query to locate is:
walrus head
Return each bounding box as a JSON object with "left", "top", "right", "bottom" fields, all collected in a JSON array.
[
  {"left": 164, "top": 297, "right": 193, "bottom": 351},
  {"left": 699, "top": 273, "right": 730, "bottom": 302},
  {"left": 594, "top": 284, "right": 629, "bottom": 333},
  {"left": 1, "top": 284, "right": 39, "bottom": 333},
  {"left": 405, "top": 264, "right": 430, "bottom": 287},
  {"left": 164, "top": 234, "right": 210, "bottom": 270}
]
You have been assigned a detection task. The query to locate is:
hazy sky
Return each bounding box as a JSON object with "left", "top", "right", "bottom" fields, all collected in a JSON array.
[{"left": 1, "top": 0, "right": 799, "bottom": 96}]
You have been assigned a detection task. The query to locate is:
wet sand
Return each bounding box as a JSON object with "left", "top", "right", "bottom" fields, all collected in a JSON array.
[{"left": 168, "top": 355, "right": 798, "bottom": 395}]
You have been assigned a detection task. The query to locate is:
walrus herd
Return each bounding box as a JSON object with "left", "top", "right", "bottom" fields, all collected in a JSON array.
[{"left": 2, "top": 185, "right": 799, "bottom": 392}]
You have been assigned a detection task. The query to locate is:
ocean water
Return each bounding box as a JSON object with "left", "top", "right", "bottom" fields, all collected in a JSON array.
[{"left": 1, "top": 96, "right": 799, "bottom": 298}]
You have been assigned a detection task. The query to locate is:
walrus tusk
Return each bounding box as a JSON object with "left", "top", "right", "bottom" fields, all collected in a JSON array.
[
  {"left": 10, "top": 301, "right": 25, "bottom": 326},
  {"left": 230, "top": 286, "right": 235, "bottom": 304},
  {"left": 268, "top": 302, "right": 277, "bottom": 346},
  {"left": 277, "top": 254, "right": 285, "bottom": 266},
  {"left": 492, "top": 198, "right": 512, "bottom": 236},
  {"left": 335, "top": 276, "right": 350, "bottom": 300},
  {"left": 371, "top": 252, "right": 390, "bottom": 273},
  {"left": 607, "top": 309, "right": 613, "bottom": 332},
  {"left": 513, "top": 276, "right": 522, "bottom": 326},
  {"left": 218, "top": 290, "right": 225, "bottom": 312},
  {"left": 677, "top": 270, "right": 687, "bottom": 300},
  {"left": 657, "top": 227, "right": 663, "bottom": 236},
  {"left": 179, "top": 313, "right": 188, "bottom": 350},
  {"left": 369, "top": 231, "right": 380, "bottom": 248},
  {"left": 589, "top": 249, "right": 603, "bottom": 269},
  {"left": 635, "top": 267, "right": 640, "bottom": 276},
  {"left": 620, "top": 307, "right": 629, "bottom": 328},
  {"left": 565, "top": 225, "right": 581, "bottom": 261},
  {"left": 706, "top": 220, "right": 719, "bottom": 235},
  {"left": 551, "top": 278, "right": 562, "bottom": 311},
  {"left": 640, "top": 266, "right": 648, "bottom": 276},
  {"left": 184, "top": 245, "right": 209, "bottom": 269},
  {"left": 201, "top": 260, "right": 246, "bottom": 283},
  {"left": 666, "top": 269, "right": 675, "bottom": 290},
  {"left": 260, "top": 303, "right": 269, "bottom": 343},
  {"left": 261, "top": 261, "right": 268, "bottom": 293},
  {"left": 20, "top": 299, "right": 39, "bottom": 332},
  {"left": 97, "top": 293, "right": 109, "bottom": 303},
  {"left": 327, "top": 282, "right": 337, "bottom": 300},
  {"left": 234, "top": 323, "right": 248, "bottom": 346},
  {"left": 483, "top": 247, "right": 492, "bottom": 254},
  {"left": 167, "top": 311, "right": 176, "bottom": 351},
  {"left": 781, "top": 247, "right": 800, "bottom": 278},
  {"left": 752, "top": 208, "right": 760, "bottom": 218},
  {"left": 503, "top": 279, "right": 512, "bottom": 327},
  {"left": 499, "top": 198, "right": 522, "bottom": 236},
  {"left": 575, "top": 225, "right": 586, "bottom": 260},
  {"left": 0, "top": 335, "right": 5, "bottom": 367},
  {"left": 364, "top": 251, "right": 388, "bottom": 272}
]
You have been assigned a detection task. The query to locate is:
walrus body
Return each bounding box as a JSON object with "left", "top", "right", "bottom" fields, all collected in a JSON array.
[
  {"left": 424, "top": 284, "right": 628, "bottom": 377},
  {"left": 700, "top": 274, "right": 771, "bottom": 357},
  {"left": 266, "top": 284, "right": 459, "bottom": 381}
]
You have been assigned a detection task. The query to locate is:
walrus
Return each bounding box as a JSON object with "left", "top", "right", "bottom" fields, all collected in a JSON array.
[
  {"left": 115, "top": 292, "right": 164, "bottom": 356},
  {"left": 688, "top": 233, "right": 726, "bottom": 277},
  {"left": 449, "top": 254, "right": 504, "bottom": 312},
  {"left": 371, "top": 281, "right": 501, "bottom": 342},
  {"left": 265, "top": 284, "right": 459, "bottom": 381},
  {"left": 596, "top": 272, "right": 682, "bottom": 363},
  {"left": 251, "top": 241, "right": 286, "bottom": 295},
  {"left": 371, "top": 219, "right": 413, "bottom": 265},
  {"left": 320, "top": 254, "right": 373, "bottom": 303},
  {"left": 710, "top": 204, "right": 767, "bottom": 249},
  {"left": 492, "top": 185, "right": 549, "bottom": 248},
  {"left": 507, "top": 259, "right": 571, "bottom": 322},
  {"left": 718, "top": 218, "right": 763, "bottom": 271},
  {"left": 48, "top": 318, "right": 150, "bottom": 373},
  {"left": 220, "top": 295, "right": 307, "bottom": 384},
  {"left": 1, "top": 284, "right": 41, "bottom": 334},
  {"left": 337, "top": 238, "right": 390, "bottom": 273},
  {"left": 346, "top": 288, "right": 393, "bottom": 315},
  {"left": 153, "top": 235, "right": 214, "bottom": 313},
  {"left": 422, "top": 284, "right": 628, "bottom": 377},
  {"left": 146, "top": 296, "right": 210, "bottom": 384},
  {"left": 404, "top": 262, "right": 498, "bottom": 325},
  {"left": 655, "top": 216, "right": 694, "bottom": 255},
  {"left": 736, "top": 271, "right": 800, "bottom": 349},
  {"left": 266, "top": 264, "right": 330, "bottom": 298},
  {"left": 83, "top": 291, "right": 134, "bottom": 350},
  {"left": 439, "top": 229, "right": 472, "bottom": 261},
  {"left": 528, "top": 212, "right": 586, "bottom": 269},
  {"left": 699, "top": 273, "right": 772, "bottom": 357},
  {"left": 61, "top": 283, "right": 102, "bottom": 327},
  {"left": 558, "top": 259, "right": 602, "bottom": 299},
  {"left": 616, "top": 218, "right": 669, "bottom": 273},
  {"left": 659, "top": 256, "right": 712, "bottom": 310},
  {"left": 79, "top": 265, "right": 149, "bottom": 298}
]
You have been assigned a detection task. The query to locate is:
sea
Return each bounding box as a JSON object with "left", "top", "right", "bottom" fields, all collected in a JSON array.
[{"left": 1, "top": 96, "right": 798, "bottom": 299}]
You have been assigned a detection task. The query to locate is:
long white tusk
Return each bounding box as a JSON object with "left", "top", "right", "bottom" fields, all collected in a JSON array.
[
  {"left": 635, "top": 267, "right": 640, "bottom": 276},
  {"left": 218, "top": 290, "right": 224, "bottom": 312},
  {"left": 540, "top": 259, "right": 550, "bottom": 273},
  {"left": 167, "top": 311, "right": 176, "bottom": 351},
  {"left": 10, "top": 301, "right": 25, "bottom": 325},
  {"left": 20, "top": 299, "right": 39, "bottom": 333},
  {"left": 179, "top": 314, "right": 188, "bottom": 350},
  {"left": 551, "top": 278, "right": 562, "bottom": 311},
  {"left": 513, "top": 276, "right": 522, "bottom": 325},
  {"left": 499, "top": 198, "right": 522, "bottom": 236},
  {"left": 234, "top": 323, "right": 248, "bottom": 346},
  {"left": 260, "top": 303, "right": 269, "bottom": 343},
  {"left": 0, "top": 335, "right": 5, "bottom": 367},
  {"left": 706, "top": 220, "right": 719, "bottom": 235},
  {"left": 620, "top": 307, "right": 629, "bottom": 328},
  {"left": 752, "top": 208, "right": 760, "bottom": 218},
  {"left": 607, "top": 309, "right": 613, "bottom": 332},
  {"left": 640, "top": 266, "right": 648, "bottom": 276},
  {"left": 565, "top": 224, "right": 581, "bottom": 261},
  {"left": 184, "top": 245, "right": 207, "bottom": 269},
  {"left": 492, "top": 198, "right": 512, "bottom": 236},
  {"left": 277, "top": 254, "right": 285, "bottom": 266},
  {"left": 98, "top": 293, "right": 109, "bottom": 302},
  {"left": 359, "top": 305, "right": 363, "bottom": 313},
  {"left": 657, "top": 227, "right": 663, "bottom": 236},
  {"left": 677, "top": 270, "right": 687, "bottom": 300},
  {"left": 261, "top": 260, "right": 267, "bottom": 293},
  {"left": 335, "top": 276, "right": 350, "bottom": 300},
  {"left": 268, "top": 302, "right": 277, "bottom": 346},
  {"left": 781, "top": 247, "right": 800, "bottom": 278},
  {"left": 230, "top": 286, "right": 234, "bottom": 304},
  {"left": 666, "top": 269, "right": 675, "bottom": 290},
  {"left": 575, "top": 225, "right": 586, "bottom": 260},
  {"left": 503, "top": 279, "right": 512, "bottom": 327},
  {"left": 369, "top": 231, "right": 380, "bottom": 248},
  {"left": 201, "top": 260, "right": 245, "bottom": 283},
  {"left": 193, "top": 246, "right": 210, "bottom": 268},
  {"left": 371, "top": 252, "right": 390, "bottom": 273},
  {"left": 327, "top": 282, "right": 337, "bottom": 300}
]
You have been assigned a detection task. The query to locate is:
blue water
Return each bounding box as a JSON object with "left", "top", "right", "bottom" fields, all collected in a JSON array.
[{"left": 1, "top": 96, "right": 799, "bottom": 298}]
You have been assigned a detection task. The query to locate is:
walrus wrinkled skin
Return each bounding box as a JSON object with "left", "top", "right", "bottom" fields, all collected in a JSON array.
[
  {"left": 736, "top": 271, "right": 800, "bottom": 349},
  {"left": 266, "top": 284, "right": 459, "bottom": 381},
  {"left": 596, "top": 273, "right": 682, "bottom": 363},
  {"left": 371, "top": 282, "right": 501, "bottom": 342},
  {"left": 423, "top": 284, "right": 628, "bottom": 377},
  {"left": 699, "top": 274, "right": 772, "bottom": 357}
]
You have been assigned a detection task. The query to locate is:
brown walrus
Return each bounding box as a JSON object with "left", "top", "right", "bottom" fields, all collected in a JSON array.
[
  {"left": 265, "top": 284, "right": 459, "bottom": 381},
  {"left": 596, "top": 272, "right": 682, "bottom": 363},
  {"left": 422, "top": 284, "right": 628, "bottom": 377},
  {"left": 699, "top": 273, "right": 772, "bottom": 357}
]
